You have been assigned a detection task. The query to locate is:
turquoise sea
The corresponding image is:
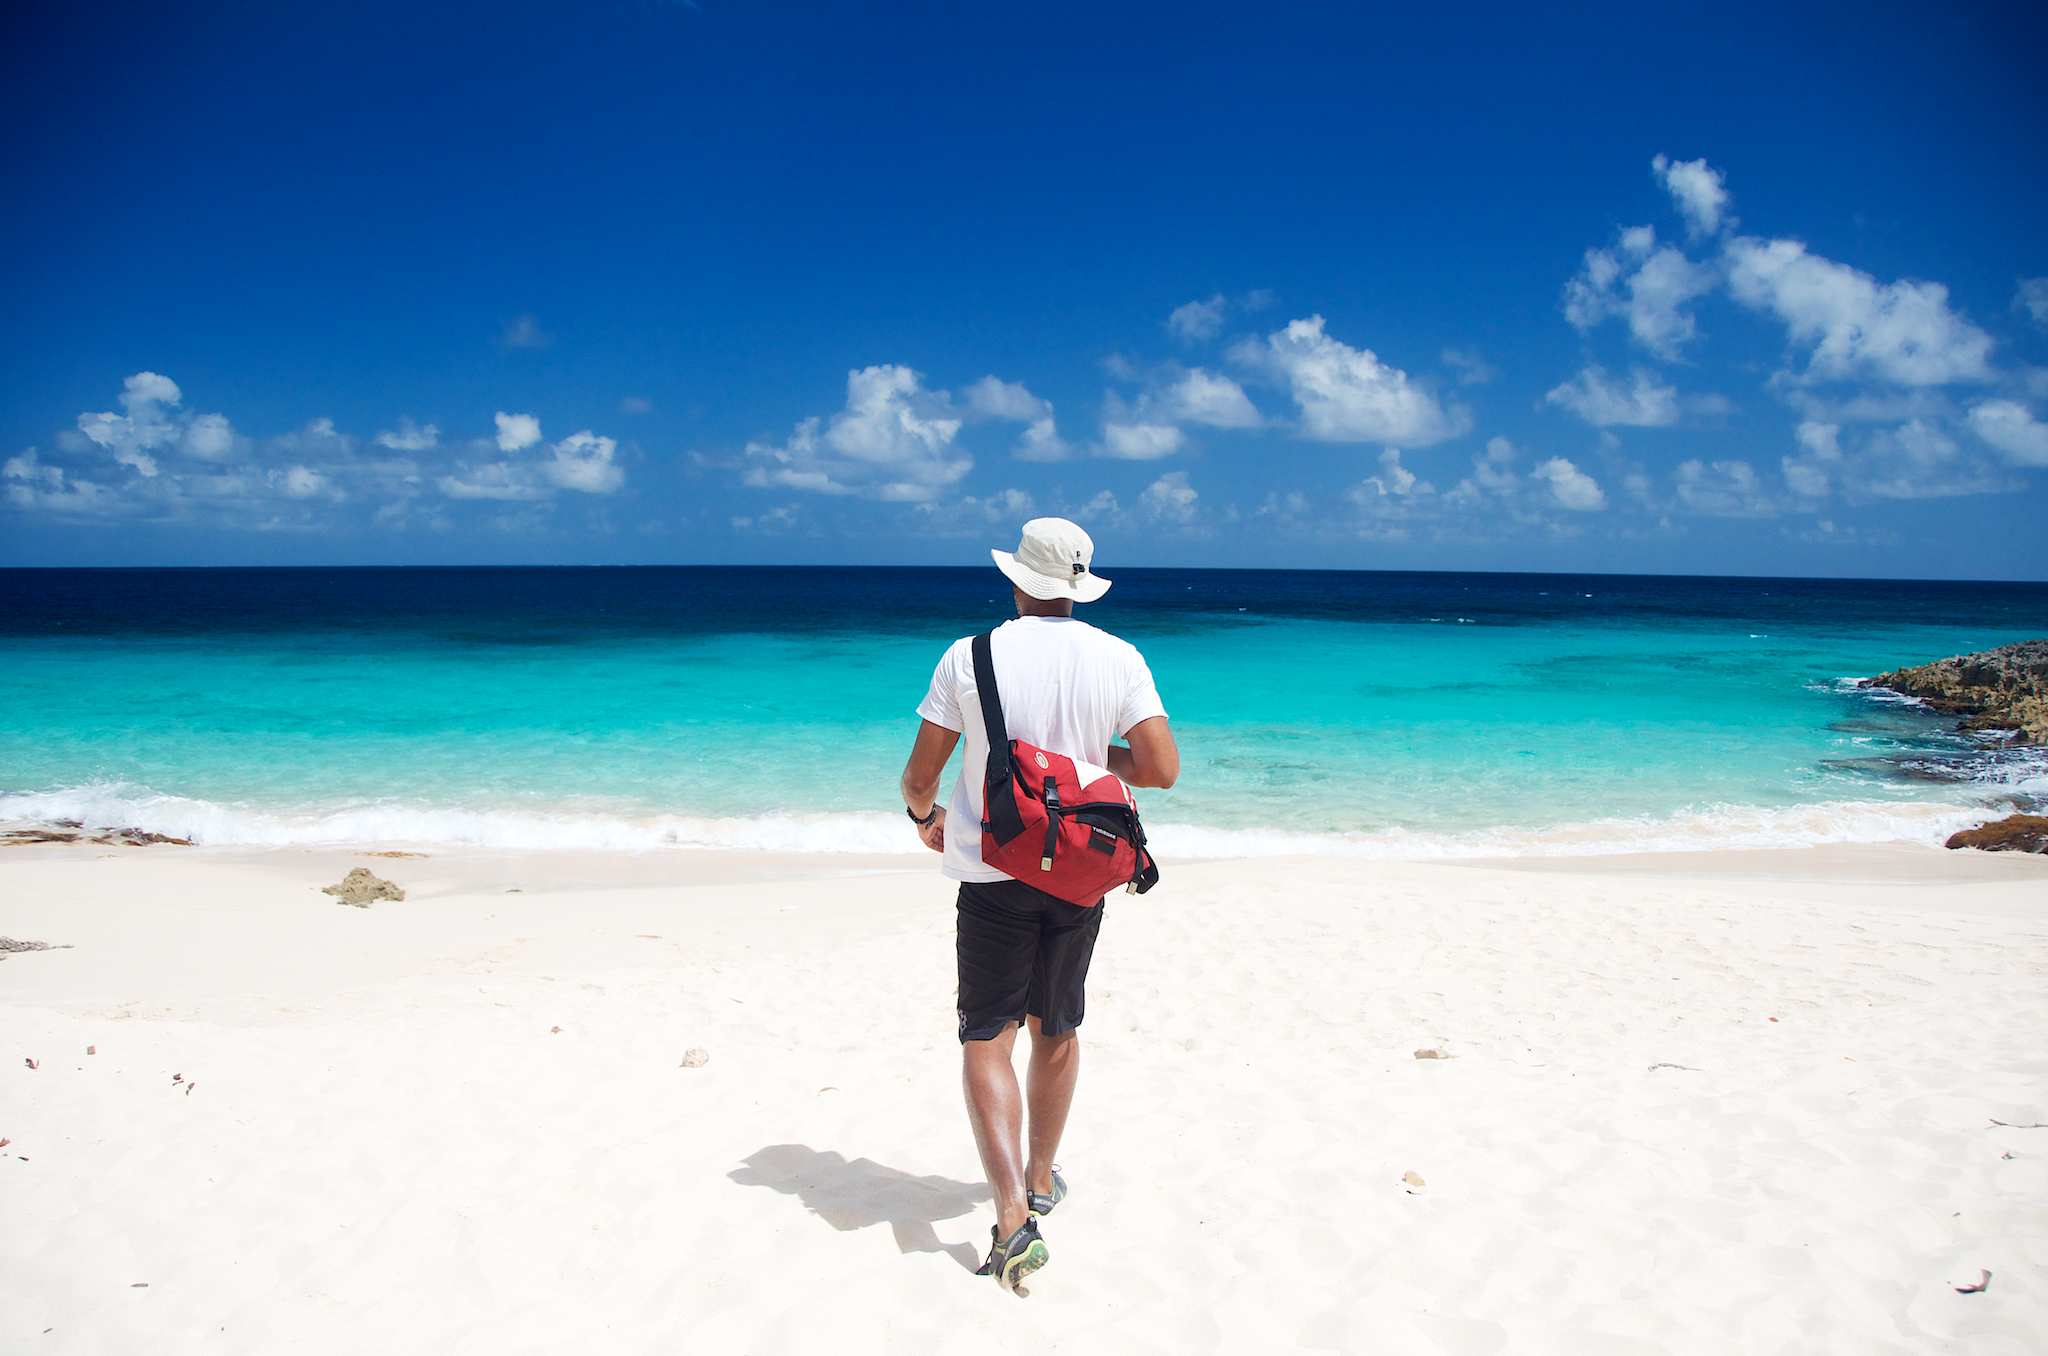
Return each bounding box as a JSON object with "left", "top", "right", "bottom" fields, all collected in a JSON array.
[{"left": 1, "top": 567, "right": 2044, "bottom": 857}]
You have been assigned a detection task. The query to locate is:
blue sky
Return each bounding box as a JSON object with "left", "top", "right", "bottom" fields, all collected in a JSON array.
[{"left": 4, "top": 1, "right": 2046, "bottom": 577}]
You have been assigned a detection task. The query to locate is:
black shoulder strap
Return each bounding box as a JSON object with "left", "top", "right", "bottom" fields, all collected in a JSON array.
[{"left": 970, "top": 630, "right": 1010, "bottom": 753}]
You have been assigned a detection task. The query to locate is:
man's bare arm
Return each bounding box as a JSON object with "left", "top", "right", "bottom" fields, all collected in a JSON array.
[
  {"left": 1107, "top": 715, "right": 1178, "bottom": 789},
  {"left": 901, "top": 719, "right": 961, "bottom": 816}
]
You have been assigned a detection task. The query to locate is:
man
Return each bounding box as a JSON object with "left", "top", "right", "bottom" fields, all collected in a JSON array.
[{"left": 899, "top": 517, "right": 1180, "bottom": 1293}]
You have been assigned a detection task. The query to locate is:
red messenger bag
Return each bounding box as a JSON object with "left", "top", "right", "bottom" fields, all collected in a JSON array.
[{"left": 972, "top": 630, "right": 1161, "bottom": 906}]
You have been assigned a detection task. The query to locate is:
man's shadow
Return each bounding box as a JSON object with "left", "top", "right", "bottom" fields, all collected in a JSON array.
[{"left": 730, "top": 1144, "right": 988, "bottom": 1272}]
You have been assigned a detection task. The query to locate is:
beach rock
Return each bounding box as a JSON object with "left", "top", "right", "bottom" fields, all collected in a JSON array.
[
  {"left": 1862, "top": 639, "right": 2048, "bottom": 745},
  {"left": 321, "top": 867, "right": 406, "bottom": 907},
  {"left": 1413, "top": 1046, "right": 1451, "bottom": 1060},
  {"left": 0, "top": 938, "right": 55, "bottom": 953},
  {"left": 680, "top": 1047, "right": 710, "bottom": 1068},
  {"left": 1945, "top": 814, "right": 2048, "bottom": 854}
]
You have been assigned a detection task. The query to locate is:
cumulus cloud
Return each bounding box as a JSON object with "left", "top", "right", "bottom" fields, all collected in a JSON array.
[
  {"left": 1070, "top": 489, "right": 1120, "bottom": 521},
  {"left": 1101, "top": 422, "right": 1185, "bottom": 460},
  {"left": 1360, "top": 447, "right": 1432, "bottom": 498},
  {"left": 1724, "top": 237, "right": 1995, "bottom": 386},
  {"left": 375, "top": 418, "right": 440, "bottom": 452},
  {"left": 495, "top": 412, "right": 542, "bottom": 453},
  {"left": 183, "top": 413, "right": 236, "bottom": 461},
  {"left": 1533, "top": 456, "right": 1607, "bottom": 511},
  {"left": 1544, "top": 367, "right": 1680, "bottom": 427},
  {"left": 1167, "top": 295, "right": 1227, "bottom": 343},
  {"left": 1675, "top": 458, "right": 1774, "bottom": 516},
  {"left": 4, "top": 449, "right": 119, "bottom": 515},
  {"left": 1139, "top": 470, "right": 1198, "bottom": 523},
  {"left": 964, "top": 376, "right": 1051, "bottom": 423},
  {"left": 1652, "top": 154, "right": 1732, "bottom": 237},
  {"left": 1781, "top": 420, "right": 1843, "bottom": 499},
  {"left": 1967, "top": 399, "right": 2048, "bottom": 467},
  {"left": 1232, "top": 315, "right": 1468, "bottom": 445},
  {"left": 743, "top": 365, "right": 968, "bottom": 501},
  {"left": 544, "top": 431, "right": 626, "bottom": 493},
  {"left": 1156, "top": 369, "right": 1261, "bottom": 428},
  {"left": 1562, "top": 225, "right": 1716, "bottom": 358},
  {"left": 2014, "top": 279, "right": 2048, "bottom": 328}
]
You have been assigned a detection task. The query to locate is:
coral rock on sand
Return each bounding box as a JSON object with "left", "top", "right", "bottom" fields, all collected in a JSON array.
[
  {"left": 679, "top": 1048, "right": 710, "bottom": 1068},
  {"left": 1863, "top": 639, "right": 2048, "bottom": 744},
  {"left": 1945, "top": 814, "right": 2048, "bottom": 854},
  {"left": 321, "top": 868, "right": 406, "bottom": 907}
]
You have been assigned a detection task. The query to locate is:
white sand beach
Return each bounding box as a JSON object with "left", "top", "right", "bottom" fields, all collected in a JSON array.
[{"left": 3, "top": 842, "right": 2044, "bottom": 1354}]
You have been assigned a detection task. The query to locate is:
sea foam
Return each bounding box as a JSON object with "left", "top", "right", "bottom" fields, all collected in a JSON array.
[{"left": 0, "top": 782, "right": 1998, "bottom": 860}]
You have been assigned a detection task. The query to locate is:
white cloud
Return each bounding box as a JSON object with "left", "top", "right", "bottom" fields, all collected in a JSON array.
[
  {"left": 495, "top": 412, "right": 542, "bottom": 453},
  {"left": 743, "top": 364, "right": 969, "bottom": 501},
  {"left": 375, "top": 418, "right": 440, "bottom": 452},
  {"left": 278, "top": 466, "right": 329, "bottom": 499},
  {"left": 1158, "top": 369, "right": 1261, "bottom": 428},
  {"left": 1016, "top": 417, "right": 1072, "bottom": 462},
  {"left": 76, "top": 371, "right": 184, "bottom": 476},
  {"left": 1167, "top": 295, "right": 1226, "bottom": 343},
  {"left": 1233, "top": 315, "right": 1468, "bottom": 445},
  {"left": 1533, "top": 457, "right": 1607, "bottom": 510},
  {"left": 1139, "top": 470, "right": 1198, "bottom": 523},
  {"left": 1675, "top": 458, "right": 1774, "bottom": 516},
  {"left": 3, "top": 449, "right": 120, "bottom": 515},
  {"left": 1724, "top": 236, "right": 1994, "bottom": 386},
  {"left": 1070, "top": 489, "right": 1120, "bottom": 521},
  {"left": 182, "top": 413, "right": 236, "bottom": 461},
  {"left": 1544, "top": 366, "right": 1680, "bottom": 427},
  {"left": 1101, "top": 422, "right": 1185, "bottom": 460},
  {"left": 1781, "top": 419, "right": 1843, "bottom": 500},
  {"left": 1652, "top": 154, "right": 1732, "bottom": 237},
  {"left": 2014, "top": 278, "right": 2048, "bottom": 327},
  {"left": 545, "top": 431, "right": 626, "bottom": 493},
  {"left": 1563, "top": 226, "right": 1715, "bottom": 358},
  {"left": 964, "top": 376, "right": 1051, "bottom": 423},
  {"left": 1361, "top": 447, "right": 1432, "bottom": 498},
  {"left": 1967, "top": 399, "right": 2048, "bottom": 467}
]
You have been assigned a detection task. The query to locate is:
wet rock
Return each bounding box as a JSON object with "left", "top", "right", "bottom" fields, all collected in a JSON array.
[
  {"left": 321, "top": 867, "right": 406, "bottom": 907},
  {"left": 1945, "top": 814, "right": 2048, "bottom": 854},
  {"left": 1863, "top": 640, "right": 2048, "bottom": 745}
]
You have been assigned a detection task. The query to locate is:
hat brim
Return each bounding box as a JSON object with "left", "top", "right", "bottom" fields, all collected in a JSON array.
[{"left": 992, "top": 548, "right": 1112, "bottom": 603}]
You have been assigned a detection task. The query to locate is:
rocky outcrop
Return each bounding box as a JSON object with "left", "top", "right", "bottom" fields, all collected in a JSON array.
[
  {"left": 1862, "top": 639, "right": 2048, "bottom": 745},
  {"left": 322, "top": 867, "right": 406, "bottom": 907},
  {"left": 1, "top": 825, "right": 193, "bottom": 847},
  {"left": 1945, "top": 814, "right": 2048, "bottom": 854}
]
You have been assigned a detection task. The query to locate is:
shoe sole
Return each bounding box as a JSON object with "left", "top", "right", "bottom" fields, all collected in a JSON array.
[{"left": 1000, "top": 1239, "right": 1050, "bottom": 1295}]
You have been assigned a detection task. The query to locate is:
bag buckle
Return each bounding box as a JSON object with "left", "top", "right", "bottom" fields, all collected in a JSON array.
[{"left": 1040, "top": 856, "right": 1054, "bottom": 871}]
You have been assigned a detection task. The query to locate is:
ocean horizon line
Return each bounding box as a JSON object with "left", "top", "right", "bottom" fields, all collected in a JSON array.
[{"left": 4, "top": 561, "right": 2047, "bottom": 587}]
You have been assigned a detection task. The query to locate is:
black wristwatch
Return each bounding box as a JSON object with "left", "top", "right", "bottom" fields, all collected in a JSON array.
[{"left": 906, "top": 803, "right": 939, "bottom": 826}]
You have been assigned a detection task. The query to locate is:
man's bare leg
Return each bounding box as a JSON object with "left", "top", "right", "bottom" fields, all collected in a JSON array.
[
  {"left": 962, "top": 1022, "right": 1031, "bottom": 1238},
  {"left": 1024, "top": 1015, "right": 1079, "bottom": 1198}
]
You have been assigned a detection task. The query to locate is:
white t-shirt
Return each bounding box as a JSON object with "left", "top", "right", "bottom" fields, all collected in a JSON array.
[{"left": 917, "top": 615, "right": 1167, "bottom": 883}]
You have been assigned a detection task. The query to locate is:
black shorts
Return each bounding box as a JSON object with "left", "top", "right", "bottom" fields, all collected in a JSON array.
[{"left": 955, "top": 879, "right": 1106, "bottom": 1043}]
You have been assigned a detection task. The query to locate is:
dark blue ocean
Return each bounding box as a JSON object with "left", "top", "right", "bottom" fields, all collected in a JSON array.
[{"left": 1, "top": 567, "right": 2044, "bottom": 855}]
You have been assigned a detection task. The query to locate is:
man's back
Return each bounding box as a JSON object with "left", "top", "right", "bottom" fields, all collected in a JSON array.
[{"left": 917, "top": 614, "right": 1164, "bottom": 883}]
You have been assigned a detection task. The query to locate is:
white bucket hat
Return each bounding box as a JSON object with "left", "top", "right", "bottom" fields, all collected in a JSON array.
[{"left": 992, "top": 517, "right": 1112, "bottom": 603}]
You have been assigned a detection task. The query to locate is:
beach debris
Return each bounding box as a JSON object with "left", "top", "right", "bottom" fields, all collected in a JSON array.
[
  {"left": 1989, "top": 1118, "right": 2048, "bottom": 1129},
  {"left": 365, "top": 850, "right": 428, "bottom": 858},
  {"left": 1, "top": 937, "right": 69, "bottom": 953},
  {"left": 172, "top": 1073, "right": 182, "bottom": 1084},
  {"left": 2003, "top": 1151, "right": 2017, "bottom": 1160},
  {"left": 0, "top": 1138, "right": 10, "bottom": 1149},
  {"left": 549, "top": 1026, "right": 562, "bottom": 1035},
  {"left": 24, "top": 1058, "right": 36, "bottom": 1070},
  {"left": 1401, "top": 1170, "right": 1426, "bottom": 1193},
  {"left": 86, "top": 1045, "right": 95, "bottom": 1056},
  {"left": 1768, "top": 1016, "right": 1779, "bottom": 1023},
  {"left": 130, "top": 1282, "right": 148, "bottom": 1289},
  {"left": 321, "top": 867, "right": 405, "bottom": 907},
  {"left": 1954, "top": 1269, "right": 1992, "bottom": 1294},
  {"left": 1648, "top": 1062, "right": 1702, "bottom": 1072},
  {"left": 1413, "top": 1047, "right": 1451, "bottom": 1060},
  {"left": 680, "top": 1048, "right": 710, "bottom": 1068},
  {"left": 1945, "top": 814, "right": 2048, "bottom": 854}
]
